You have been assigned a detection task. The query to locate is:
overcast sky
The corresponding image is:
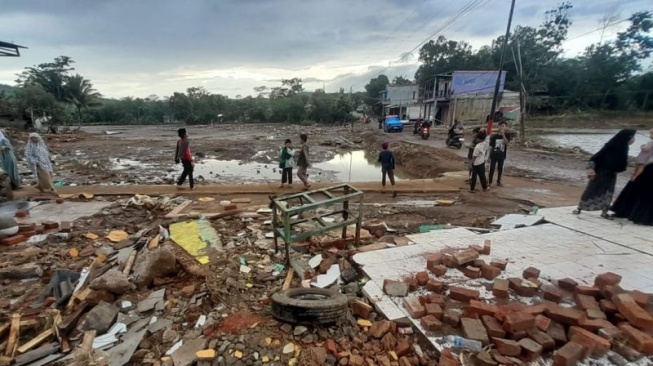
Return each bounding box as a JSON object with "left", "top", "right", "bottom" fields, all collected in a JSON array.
[{"left": 1, "top": 0, "right": 650, "bottom": 99}]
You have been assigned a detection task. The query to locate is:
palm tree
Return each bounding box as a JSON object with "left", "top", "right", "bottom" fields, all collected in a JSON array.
[{"left": 65, "top": 74, "right": 102, "bottom": 127}]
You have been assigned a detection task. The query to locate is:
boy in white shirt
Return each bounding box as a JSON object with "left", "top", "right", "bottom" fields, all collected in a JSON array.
[{"left": 470, "top": 130, "right": 490, "bottom": 192}]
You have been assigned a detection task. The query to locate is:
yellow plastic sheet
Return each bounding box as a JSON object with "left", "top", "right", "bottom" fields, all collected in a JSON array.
[{"left": 169, "top": 220, "right": 219, "bottom": 265}]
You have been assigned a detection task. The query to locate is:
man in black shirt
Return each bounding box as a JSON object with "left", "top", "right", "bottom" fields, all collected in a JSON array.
[{"left": 488, "top": 121, "right": 511, "bottom": 187}]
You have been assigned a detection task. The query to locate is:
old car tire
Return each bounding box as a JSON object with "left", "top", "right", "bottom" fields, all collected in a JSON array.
[{"left": 271, "top": 288, "right": 349, "bottom": 324}]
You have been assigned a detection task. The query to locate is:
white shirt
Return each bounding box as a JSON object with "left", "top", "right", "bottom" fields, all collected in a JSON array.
[{"left": 473, "top": 141, "right": 489, "bottom": 166}]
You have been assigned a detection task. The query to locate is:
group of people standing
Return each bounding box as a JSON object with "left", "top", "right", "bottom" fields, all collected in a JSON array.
[
  {"left": 575, "top": 128, "right": 653, "bottom": 226},
  {"left": 0, "top": 131, "right": 57, "bottom": 194},
  {"left": 467, "top": 122, "right": 511, "bottom": 192}
]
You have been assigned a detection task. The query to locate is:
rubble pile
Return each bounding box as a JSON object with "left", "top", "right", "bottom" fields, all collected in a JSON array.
[
  {"left": 0, "top": 196, "right": 435, "bottom": 366},
  {"left": 381, "top": 240, "right": 653, "bottom": 365}
]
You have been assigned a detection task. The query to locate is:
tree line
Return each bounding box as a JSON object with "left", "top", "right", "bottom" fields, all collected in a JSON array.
[{"left": 364, "top": 3, "right": 653, "bottom": 114}]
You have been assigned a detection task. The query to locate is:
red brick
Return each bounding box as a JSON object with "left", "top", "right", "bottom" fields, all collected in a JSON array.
[
  {"left": 415, "top": 271, "right": 429, "bottom": 286},
  {"left": 630, "top": 290, "right": 650, "bottom": 308},
  {"left": 599, "top": 299, "right": 617, "bottom": 314},
  {"left": 325, "top": 339, "right": 338, "bottom": 355},
  {"left": 569, "top": 326, "right": 611, "bottom": 358},
  {"left": 425, "top": 293, "right": 446, "bottom": 305},
  {"left": 545, "top": 304, "right": 584, "bottom": 326},
  {"left": 468, "top": 300, "right": 498, "bottom": 317},
  {"left": 526, "top": 328, "right": 556, "bottom": 351},
  {"left": 442, "top": 253, "right": 456, "bottom": 268},
  {"left": 368, "top": 321, "right": 392, "bottom": 339},
  {"left": 481, "top": 264, "right": 501, "bottom": 280},
  {"left": 518, "top": 338, "right": 543, "bottom": 362},
  {"left": 575, "top": 285, "right": 601, "bottom": 297},
  {"left": 453, "top": 249, "right": 479, "bottom": 266},
  {"left": 524, "top": 304, "right": 548, "bottom": 316},
  {"left": 578, "top": 316, "right": 612, "bottom": 333},
  {"left": 522, "top": 267, "right": 540, "bottom": 280},
  {"left": 55, "top": 198, "right": 64, "bottom": 204},
  {"left": 557, "top": 278, "right": 578, "bottom": 292},
  {"left": 502, "top": 312, "right": 535, "bottom": 333},
  {"left": 602, "top": 284, "right": 625, "bottom": 299},
  {"left": 18, "top": 223, "right": 36, "bottom": 233},
  {"left": 469, "top": 244, "right": 483, "bottom": 253},
  {"left": 420, "top": 315, "right": 443, "bottom": 332},
  {"left": 481, "top": 315, "right": 506, "bottom": 338},
  {"left": 482, "top": 239, "right": 491, "bottom": 255},
  {"left": 350, "top": 299, "right": 373, "bottom": 319},
  {"left": 613, "top": 293, "right": 653, "bottom": 330},
  {"left": 462, "top": 317, "right": 490, "bottom": 345},
  {"left": 34, "top": 225, "right": 45, "bottom": 234},
  {"left": 490, "top": 351, "right": 519, "bottom": 366},
  {"left": 42, "top": 221, "right": 59, "bottom": 230},
  {"left": 425, "top": 279, "right": 445, "bottom": 293},
  {"left": 429, "top": 265, "right": 448, "bottom": 277},
  {"left": 461, "top": 266, "right": 480, "bottom": 279},
  {"left": 614, "top": 345, "right": 643, "bottom": 362},
  {"left": 535, "top": 315, "right": 551, "bottom": 332},
  {"left": 403, "top": 277, "right": 419, "bottom": 292},
  {"left": 508, "top": 278, "right": 537, "bottom": 297},
  {"left": 547, "top": 320, "right": 567, "bottom": 346},
  {"left": 508, "top": 330, "right": 528, "bottom": 341},
  {"left": 0, "top": 235, "right": 26, "bottom": 246},
  {"left": 490, "top": 258, "right": 508, "bottom": 270},
  {"left": 15, "top": 209, "right": 29, "bottom": 218},
  {"left": 618, "top": 323, "right": 653, "bottom": 354},
  {"left": 426, "top": 252, "right": 442, "bottom": 270},
  {"left": 594, "top": 272, "right": 622, "bottom": 289},
  {"left": 598, "top": 326, "right": 624, "bottom": 343},
  {"left": 439, "top": 349, "right": 460, "bottom": 366},
  {"left": 574, "top": 293, "right": 600, "bottom": 311},
  {"left": 448, "top": 286, "right": 480, "bottom": 303},
  {"left": 586, "top": 308, "right": 606, "bottom": 320},
  {"left": 403, "top": 297, "right": 426, "bottom": 319},
  {"left": 21, "top": 230, "right": 36, "bottom": 238},
  {"left": 542, "top": 285, "right": 563, "bottom": 303},
  {"left": 492, "top": 338, "right": 521, "bottom": 357},
  {"left": 443, "top": 310, "right": 461, "bottom": 327},
  {"left": 552, "top": 341, "right": 586, "bottom": 366},
  {"left": 60, "top": 221, "right": 73, "bottom": 233},
  {"left": 492, "top": 279, "right": 509, "bottom": 299},
  {"left": 472, "top": 259, "right": 486, "bottom": 268},
  {"left": 425, "top": 303, "right": 443, "bottom": 319},
  {"left": 395, "top": 342, "right": 411, "bottom": 357}
]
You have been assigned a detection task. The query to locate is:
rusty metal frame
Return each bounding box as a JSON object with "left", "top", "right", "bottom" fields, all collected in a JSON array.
[{"left": 271, "top": 184, "right": 364, "bottom": 264}]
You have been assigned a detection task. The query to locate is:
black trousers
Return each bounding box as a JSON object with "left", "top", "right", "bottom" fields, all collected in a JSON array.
[
  {"left": 489, "top": 156, "right": 505, "bottom": 185},
  {"left": 471, "top": 164, "right": 488, "bottom": 191},
  {"left": 177, "top": 161, "right": 194, "bottom": 188},
  {"left": 382, "top": 169, "right": 395, "bottom": 186},
  {"left": 281, "top": 167, "right": 293, "bottom": 184}
]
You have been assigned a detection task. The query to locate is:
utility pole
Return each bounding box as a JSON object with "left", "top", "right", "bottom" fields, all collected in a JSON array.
[
  {"left": 512, "top": 40, "right": 526, "bottom": 143},
  {"left": 487, "top": 0, "right": 516, "bottom": 136}
]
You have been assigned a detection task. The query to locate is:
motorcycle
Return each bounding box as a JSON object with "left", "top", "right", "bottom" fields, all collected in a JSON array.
[
  {"left": 414, "top": 120, "right": 431, "bottom": 140},
  {"left": 446, "top": 126, "right": 464, "bottom": 149}
]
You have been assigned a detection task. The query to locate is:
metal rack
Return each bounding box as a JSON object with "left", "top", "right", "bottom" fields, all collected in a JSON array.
[{"left": 271, "top": 184, "right": 364, "bottom": 264}]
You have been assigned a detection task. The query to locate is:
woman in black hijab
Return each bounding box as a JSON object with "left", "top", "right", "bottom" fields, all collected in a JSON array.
[{"left": 573, "top": 129, "right": 636, "bottom": 219}]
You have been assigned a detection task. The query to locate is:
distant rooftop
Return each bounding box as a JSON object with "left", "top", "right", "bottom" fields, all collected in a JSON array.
[{"left": 0, "top": 41, "right": 27, "bottom": 57}]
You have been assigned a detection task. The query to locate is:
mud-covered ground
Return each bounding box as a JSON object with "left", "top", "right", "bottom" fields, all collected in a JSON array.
[{"left": 6, "top": 122, "right": 599, "bottom": 229}]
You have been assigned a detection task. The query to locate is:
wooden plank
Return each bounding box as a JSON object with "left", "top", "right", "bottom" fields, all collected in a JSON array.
[
  {"left": 147, "top": 234, "right": 160, "bottom": 249},
  {"left": 79, "top": 330, "right": 96, "bottom": 353},
  {"left": 5, "top": 314, "right": 20, "bottom": 357},
  {"left": 16, "top": 328, "right": 53, "bottom": 354},
  {"left": 122, "top": 250, "right": 138, "bottom": 275},
  {"left": 282, "top": 270, "right": 294, "bottom": 290},
  {"left": 165, "top": 200, "right": 191, "bottom": 218}
]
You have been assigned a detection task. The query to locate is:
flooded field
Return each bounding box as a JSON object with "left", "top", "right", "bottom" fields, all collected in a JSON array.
[
  {"left": 109, "top": 149, "right": 409, "bottom": 184},
  {"left": 540, "top": 130, "right": 650, "bottom": 156}
]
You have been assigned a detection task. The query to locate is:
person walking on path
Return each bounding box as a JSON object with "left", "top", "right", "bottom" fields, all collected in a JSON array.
[
  {"left": 470, "top": 130, "right": 490, "bottom": 192},
  {"left": 296, "top": 134, "right": 311, "bottom": 190},
  {"left": 466, "top": 127, "right": 482, "bottom": 183},
  {"left": 611, "top": 128, "right": 653, "bottom": 225},
  {"left": 175, "top": 128, "right": 195, "bottom": 190},
  {"left": 488, "top": 121, "right": 511, "bottom": 187},
  {"left": 378, "top": 142, "right": 397, "bottom": 198},
  {"left": 0, "top": 130, "right": 21, "bottom": 189},
  {"left": 573, "top": 129, "right": 636, "bottom": 219},
  {"left": 278, "top": 139, "right": 295, "bottom": 188},
  {"left": 25, "top": 133, "right": 56, "bottom": 193}
]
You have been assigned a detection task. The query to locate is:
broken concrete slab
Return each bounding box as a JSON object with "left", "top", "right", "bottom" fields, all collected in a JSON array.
[
  {"left": 148, "top": 317, "right": 173, "bottom": 334},
  {"left": 133, "top": 248, "right": 177, "bottom": 288},
  {"left": 106, "top": 327, "right": 147, "bottom": 366},
  {"left": 89, "top": 269, "right": 134, "bottom": 295},
  {"left": 171, "top": 337, "right": 207, "bottom": 366},
  {"left": 137, "top": 288, "right": 166, "bottom": 313},
  {"left": 80, "top": 301, "right": 119, "bottom": 334}
]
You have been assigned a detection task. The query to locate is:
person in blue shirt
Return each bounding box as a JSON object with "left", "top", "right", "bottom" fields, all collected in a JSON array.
[{"left": 378, "top": 142, "right": 397, "bottom": 198}]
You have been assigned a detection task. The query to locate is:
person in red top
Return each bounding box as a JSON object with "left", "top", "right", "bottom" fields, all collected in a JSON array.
[{"left": 175, "top": 128, "right": 194, "bottom": 190}]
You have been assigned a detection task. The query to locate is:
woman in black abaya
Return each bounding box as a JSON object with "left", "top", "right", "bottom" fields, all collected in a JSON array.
[
  {"left": 612, "top": 134, "right": 653, "bottom": 225},
  {"left": 572, "top": 129, "right": 636, "bottom": 219}
]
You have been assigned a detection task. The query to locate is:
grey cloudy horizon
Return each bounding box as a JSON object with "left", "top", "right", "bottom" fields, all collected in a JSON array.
[{"left": 1, "top": 0, "right": 650, "bottom": 99}]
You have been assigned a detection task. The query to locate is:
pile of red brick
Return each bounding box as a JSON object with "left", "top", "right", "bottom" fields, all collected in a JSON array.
[
  {"left": 381, "top": 241, "right": 653, "bottom": 365},
  {"left": 0, "top": 209, "right": 71, "bottom": 246}
]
